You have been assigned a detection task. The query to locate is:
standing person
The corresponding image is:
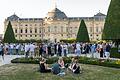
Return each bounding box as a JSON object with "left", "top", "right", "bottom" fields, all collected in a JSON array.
[
  {"left": 4, "top": 44, "right": 9, "bottom": 55},
  {"left": 47, "top": 43, "right": 52, "bottom": 57},
  {"left": 29, "top": 43, "right": 36, "bottom": 58},
  {"left": 0, "top": 44, "right": 4, "bottom": 60},
  {"left": 15, "top": 44, "right": 20, "bottom": 55},
  {"left": 43, "top": 43, "right": 48, "bottom": 58},
  {"left": 9, "top": 43, "right": 14, "bottom": 55},
  {"left": 105, "top": 43, "right": 111, "bottom": 59},
  {"left": 58, "top": 44, "right": 62, "bottom": 56},
  {"left": 39, "top": 44, "right": 43, "bottom": 57},
  {"left": 76, "top": 42, "right": 81, "bottom": 56},
  {"left": 72, "top": 42, "right": 76, "bottom": 54},
  {"left": 99, "top": 43, "right": 104, "bottom": 58},
  {"left": 20, "top": 44, "right": 24, "bottom": 55},
  {"left": 54, "top": 43, "right": 57, "bottom": 55},
  {"left": 90, "top": 44, "right": 96, "bottom": 58},
  {"left": 83, "top": 43, "right": 90, "bottom": 56},
  {"left": 63, "top": 43, "right": 68, "bottom": 57},
  {"left": 25, "top": 43, "right": 30, "bottom": 58}
]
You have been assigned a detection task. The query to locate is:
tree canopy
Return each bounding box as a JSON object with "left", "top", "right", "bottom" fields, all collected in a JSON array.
[
  {"left": 3, "top": 21, "right": 16, "bottom": 43},
  {"left": 102, "top": 0, "right": 120, "bottom": 42},
  {"left": 76, "top": 19, "right": 90, "bottom": 42}
]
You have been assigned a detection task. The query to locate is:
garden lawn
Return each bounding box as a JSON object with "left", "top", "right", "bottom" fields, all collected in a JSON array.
[{"left": 0, "top": 63, "right": 120, "bottom": 80}]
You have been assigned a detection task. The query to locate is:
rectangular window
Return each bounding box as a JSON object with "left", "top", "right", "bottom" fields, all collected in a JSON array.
[
  {"left": 20, "top": 29, "right": 23, "bottom": 33},
  {"left": 35, "top": 28, "right": 37, "bottom": 33},
  {"left": 30, "top": 29, "right": 32, "bottom": 33},
  {"left": 15, "top": 29, "right": 17, "bottom": 33},
  {"left": 39, "top": 28, "right": 41, "bottom": 33},
  {"left": 61, "top": 34, "right": 63, "bottom": 37},
  {"left": 39, "top": 35, "right": 41, "bottom": 37},
  {"left": 42, "top": 28, "right": 45, "bottom": 33},
  {"left": 35, "top": 24, "right": 37, "bottom": 26},
  {"left": 25, "top": 29, "right": 27, "bottom": 33}
]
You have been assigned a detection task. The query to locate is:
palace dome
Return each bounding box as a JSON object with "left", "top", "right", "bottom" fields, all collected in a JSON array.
[
  {"left": 7, "top": 14, "right": 19, "bottom": 21},
  {"left": 46, "top": 8, "right": 67, "bottom": 20}
]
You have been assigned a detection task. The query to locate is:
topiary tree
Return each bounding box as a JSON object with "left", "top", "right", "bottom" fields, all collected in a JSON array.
[
  {"left": 76, "top": 19, "right": 90, "bottom": 42},
  {"left": 102, "top": 0, "right": 120, "bottom": 47},
  {"left": 3, "top": 21, "right": 16, "bottom": 43}
]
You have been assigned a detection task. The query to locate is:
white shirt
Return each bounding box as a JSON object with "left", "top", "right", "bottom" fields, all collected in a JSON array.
[
  {"left": 76, "top": 43, "right": 81, "bottom": 50},
  {"left": 29, "top": 44, "right": 35, "bottom": 52},
  {"left": 63, "top": 44, "right": 68, "bottom": 50},
  {"left": 25, "top": 44, "right": 29, "bottom": 52},
  {"left": 99, "top": 44, "right": 103, "bottom": 48},
  {"left": 16, "top": 44, "right": 20, "bottom": 49},
  {"left": 10, "top": 44, "right": 14, "bottom": 49}
]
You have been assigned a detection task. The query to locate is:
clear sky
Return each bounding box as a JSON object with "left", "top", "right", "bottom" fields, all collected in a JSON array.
[{"left": 0, "top": 0, "right": 111, "bottom": 34}]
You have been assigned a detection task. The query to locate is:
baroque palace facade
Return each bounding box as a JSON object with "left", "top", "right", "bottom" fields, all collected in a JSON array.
[{"left": 4, "top": 7, "right": 106, "bottom": 42}]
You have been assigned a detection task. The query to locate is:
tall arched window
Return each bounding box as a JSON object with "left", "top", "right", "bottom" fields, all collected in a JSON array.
[
  {"left": 35, "top": 28, "right": 37, "bottom": 33},
  {"left": 30, "top": 28, "right": 32, "bottom": 33},
  {"left": 15, "top": 29, "right": 17, "bottom": 33},
  {"left": 39, "top": 28, "right": 42, "bottom": 33},
  {"left": 20, "top": 29, "right": 23, "bottom": 33},
  {"left": 25, "top": 29, "right": 27, "bottom": 33}
]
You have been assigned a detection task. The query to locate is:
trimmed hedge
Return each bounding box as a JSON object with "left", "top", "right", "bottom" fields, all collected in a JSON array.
[
  {"left": 110, "top": 48, "right": 120, "bottom": 58},
  {"left": 11, "top": 57, "right": 40, "bottom": 64},
  {"left": 11, "top": 56, "right": 120, "bottom": 68}
]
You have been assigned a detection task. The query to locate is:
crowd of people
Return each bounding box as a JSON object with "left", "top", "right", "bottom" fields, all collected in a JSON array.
[
  {"left": 0, "top": 42, "right": 113, "bottom": 60},
  {"left": 0, "top": 41, "right": 114, "bottom": 76}
]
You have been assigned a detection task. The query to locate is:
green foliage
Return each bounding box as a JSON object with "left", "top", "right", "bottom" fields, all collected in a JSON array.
[
  {"left": 11, "top": 57, "right": 40, "bottom": 64},
  {"left": 11, "top": 56, "right": 120, "bottom": 68},
  {"left": 16, "top": 39, "right": 42, "bottom": 43},
  {"left": 102, "top": 0, "right": 120, "bottom": 42},
  {"left": 60, "top": 38, "right": 76, "bottom": 43},
  {"left": 76, "top": 20, "right": 90, "bottom": 42},
  {"left": 1, "top": 64, "right": 120, "bottom": 80},
  {"left": 3, "top": 21, "right": 16, "bottom": 43},
  {"left": 110, "top": 48, "right": 120, "bottom": 58}
]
